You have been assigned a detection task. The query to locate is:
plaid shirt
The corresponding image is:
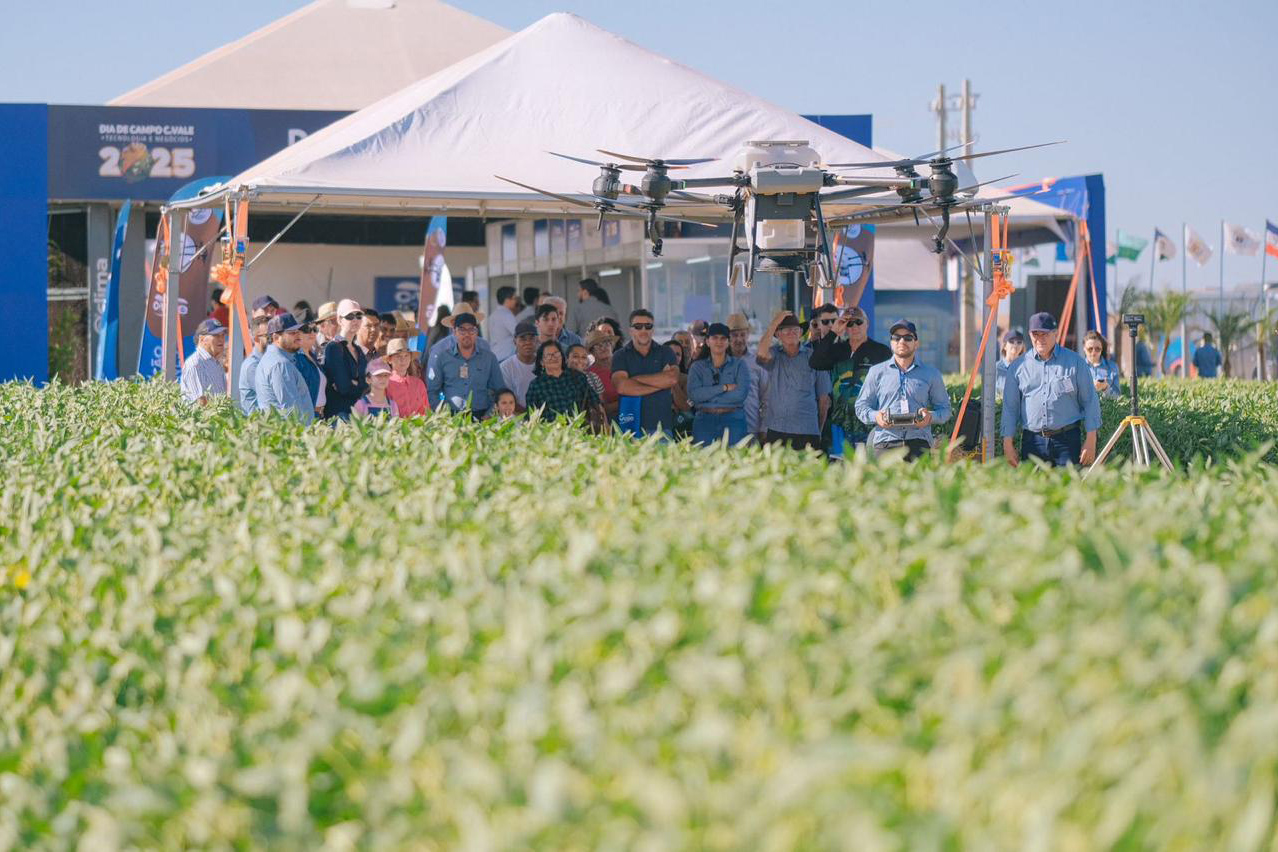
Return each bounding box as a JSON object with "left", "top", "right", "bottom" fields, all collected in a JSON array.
[{"left": 525, "top": 369, "right": 598, "bottom": 419}]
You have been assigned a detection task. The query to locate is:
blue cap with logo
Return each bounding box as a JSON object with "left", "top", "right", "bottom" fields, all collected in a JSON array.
[
  {"left": 266, "top": 313, "right": 300, "bottom": 336},
  {"left": 889, "top": 318, "right": 917, "bottom": 336},
  {"left": 195, "top": 318, "right": 227, "bottom": 337},
  {"left": 1029, "top": 312, "right": 1059, "bottom": 332}
]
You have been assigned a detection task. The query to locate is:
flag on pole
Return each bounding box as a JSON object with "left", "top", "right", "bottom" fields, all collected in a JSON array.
[
  {"left": 1154, "top": 229, "right": 1176, "bottom": 261},
  {"left": 1185, "top": 225, "right": 1212, "bottom": 266},
  {"left": 1266, "top": 220, "right": 1278, "bottom": 259},
  {"left": 1223, "top": 222, "right": 1261, "bottom": 255},
  {"left": 1105, "top": 240, "right": 1117, "bottom": 264},
  {"left": 1115, "top": 230, "right": 1148, "bottom": 261}
]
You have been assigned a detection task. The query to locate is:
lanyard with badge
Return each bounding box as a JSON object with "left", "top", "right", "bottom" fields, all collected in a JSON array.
[{"left": 893, "top": 364, "right": 911, "bottom": 417}]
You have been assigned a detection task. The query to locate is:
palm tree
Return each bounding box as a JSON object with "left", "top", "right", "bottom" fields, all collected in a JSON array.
[
  {"left": 1143, "top": 292, "right": 1191, "bottom": 376},
  {"left": 1252, "top": 306, "right": 1278, "bottom": 380},
  {"left": 1203, "top": 308, "right": 1252, "bottom": 377}
]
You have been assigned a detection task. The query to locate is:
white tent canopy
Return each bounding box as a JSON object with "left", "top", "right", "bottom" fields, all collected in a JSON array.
[
  {"left": 111, "top": 0, "right": 510, "bottom": 110},
  {"left": 175, "top": 12, "right": 900, "bottom": 218}
]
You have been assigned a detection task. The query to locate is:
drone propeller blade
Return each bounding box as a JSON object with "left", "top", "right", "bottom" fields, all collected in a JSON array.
[
  {"left": 495, "top": 175, "right": 598, "bottom": 209},
  {"left": 596, "top": 148, "right": 717, "bottom": 167},
  {"left": 947, "top": 140, "right": 1065, "bottom": 164},
  {"left": 952, "top": 173, "right": 1020, "bottom": 196},
  {"left": 547, "top": 150, "right": 646, "bottom": 171},
  {"left": 827, "top": 141, "right": 973, "bottom": 169}
]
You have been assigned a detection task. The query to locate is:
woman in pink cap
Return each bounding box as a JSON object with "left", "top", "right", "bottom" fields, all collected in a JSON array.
[{"left": 353, "top": 357, "right": 400, "bottom": 418}]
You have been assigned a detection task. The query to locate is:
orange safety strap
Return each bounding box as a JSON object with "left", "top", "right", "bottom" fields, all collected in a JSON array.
[
  {"left": 949, "top": 212, "right": 1013, "bottom": 459},
  {"left": 1056, "top": 228, "right": 1087, "bottom": 348},
  {"left": 831, "top": 230, "right": 845, "bottom": 308}
]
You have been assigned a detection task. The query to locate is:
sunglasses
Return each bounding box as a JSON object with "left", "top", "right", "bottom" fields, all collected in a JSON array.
[
  {"left": 631, "top": 322, "right": 654, "bottom": 330},
  {"left": 816, "top": 318, "right": 836, "bottom": 326},
  {"left": 847, "top": 318, "right": 865, "bottom": 327},
  {"left": 891, "top": 334, "right": 917, "bottom": 342},
  {"left": 342, "top": 312, "right": 364, "bottom": 320}
]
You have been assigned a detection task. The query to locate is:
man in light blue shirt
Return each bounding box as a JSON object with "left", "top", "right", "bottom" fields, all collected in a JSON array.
[
  {"left": 1192, "top": 333, "right": 1224, "bottom": 378},
  {"left": 426, "top": 312, "right": 506, "bottom": 417},
  {"left": 237, "top": 315, "right": 271, "bottom": 415},
  {"left": 1001, "top": 311, "right": 1102, "bottom": 467},
  {"left": 855, "top": 318, "right": 951, "bottom": 460},
  {"left": 756, "top": 311, "right": 831, "bottom": 450},
  {"left": 180, "top": 319, "right": 228, "bottom": 404},
  {"left": 254, "top": 313, "right": 315, "bottom": 424}
]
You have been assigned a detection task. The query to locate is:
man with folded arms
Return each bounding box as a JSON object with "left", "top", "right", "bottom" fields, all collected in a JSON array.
[{"left": 1001, "top": 311, "right": 1101, "bottom": 468}]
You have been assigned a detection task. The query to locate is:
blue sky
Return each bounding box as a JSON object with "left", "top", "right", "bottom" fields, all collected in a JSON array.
[{"left": 4, "top": 0, "right": 1276, "bottom": 296}]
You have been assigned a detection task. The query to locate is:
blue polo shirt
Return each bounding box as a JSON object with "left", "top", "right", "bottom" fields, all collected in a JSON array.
[
  {"left": 612, "top": 340, "right": 678, "bottom": 435},
  {"left": 1192, "top": 344, "right": 1222, "bottom": 378}
]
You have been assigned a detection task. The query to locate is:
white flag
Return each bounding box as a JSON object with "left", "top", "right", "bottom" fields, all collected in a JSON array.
[
  {"left": 1184, "top": 225, "right": 1212, "bottom": 266},
  {"left": 1154, "top": 229, "right": 1176, "bottom": 261},
  {"left": 1224, "top": 222, "right": 1261, "bottom": 256}
]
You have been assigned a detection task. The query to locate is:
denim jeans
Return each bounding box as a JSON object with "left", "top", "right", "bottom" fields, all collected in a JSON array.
[
  {"left": 693, "top": 410, "right": 748, "bottom": 446},
  {"left": 1021, "top": 424, "right": 1082, "bottom": 467}
]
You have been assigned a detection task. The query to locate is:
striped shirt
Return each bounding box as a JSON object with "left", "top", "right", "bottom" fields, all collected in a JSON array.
[{"left": 180, "top": 346, "right": 226, "bottom": 403}]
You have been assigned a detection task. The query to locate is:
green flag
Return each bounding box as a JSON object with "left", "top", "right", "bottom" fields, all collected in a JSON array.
[{"left": 1115, "top": 230, "right": 1148, "bottom": 261}]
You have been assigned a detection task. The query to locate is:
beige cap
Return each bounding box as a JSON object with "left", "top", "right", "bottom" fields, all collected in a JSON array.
[{"left": 385, "top": 338, "right": 412, "bottom": 357}]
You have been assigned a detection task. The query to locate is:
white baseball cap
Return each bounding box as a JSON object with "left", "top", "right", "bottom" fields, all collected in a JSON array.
[{"left": 336, "top": 298, "right": 362, "bottom": 317}]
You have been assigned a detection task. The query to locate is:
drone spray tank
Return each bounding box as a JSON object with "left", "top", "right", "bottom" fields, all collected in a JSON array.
[{"left": 731, "top": 141, "right": 826, "bottom": 285}]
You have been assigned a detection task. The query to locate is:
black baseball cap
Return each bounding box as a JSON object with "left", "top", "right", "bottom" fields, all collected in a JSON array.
[
  {"left": 452, "top": 313, "right": 478, "bottom": 329},
  {"left": 706, "top": 322, "right": 731, "bottom": 338},
  {"left": 251, "top": 295, "right": 280, "bottom": 313},
  {"left": 514, "top": 319, "right": 537, "bottom": 338}
]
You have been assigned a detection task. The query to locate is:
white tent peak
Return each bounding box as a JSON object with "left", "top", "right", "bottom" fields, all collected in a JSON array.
[
  {"left": 109, "top": 0, "right": 510, "bottom": 110},
  {"left": 206, "top": 11, "right": 895, "bottom": 217}
]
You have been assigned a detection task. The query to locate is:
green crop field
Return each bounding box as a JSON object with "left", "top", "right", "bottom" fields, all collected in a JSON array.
[{"left": 2, "top": 381, "right": 1277, "bottom": 849}]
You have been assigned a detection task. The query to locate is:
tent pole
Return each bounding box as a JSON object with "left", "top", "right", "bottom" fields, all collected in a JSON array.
[
  {"left": 161, "top": 208, "right": 185, "bottom": 382},
  {"left": 245, "top": 196, "right": 318, "bottom": 268}
]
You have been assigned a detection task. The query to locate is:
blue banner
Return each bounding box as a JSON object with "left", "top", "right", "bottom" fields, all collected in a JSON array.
[{"left": 95, "top": 199, "right": 130, "bottom": 380}]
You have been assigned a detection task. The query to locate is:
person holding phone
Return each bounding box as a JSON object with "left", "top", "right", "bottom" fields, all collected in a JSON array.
[
  {"left": 854, "top": 319, "right": 951, "bottom": 461},
  {"left": 1082, "top": 331, "right": 1121, "bottom": 398}
]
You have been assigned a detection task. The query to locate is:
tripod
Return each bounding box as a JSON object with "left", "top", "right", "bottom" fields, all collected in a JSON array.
[{"left": 1084, "top": 318, "right": 1174, "bottom": 477}]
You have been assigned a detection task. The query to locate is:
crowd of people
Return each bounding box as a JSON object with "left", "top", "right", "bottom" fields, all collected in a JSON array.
[{"left": 181, "top": 276, "right": 1212, "bottom": 467}]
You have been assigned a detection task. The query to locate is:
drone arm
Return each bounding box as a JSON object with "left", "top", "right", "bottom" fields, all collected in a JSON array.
[
  {"left": 674, "top": 176, "right": 747, "bottom": 189},
  {"left": 831, "top": 176, "right": 918, "bottom": 189}
]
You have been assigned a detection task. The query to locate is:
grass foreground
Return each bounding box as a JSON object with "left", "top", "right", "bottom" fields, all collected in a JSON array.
[{"left": 2, "top": 381, "right": 1277, "bottom": 849}]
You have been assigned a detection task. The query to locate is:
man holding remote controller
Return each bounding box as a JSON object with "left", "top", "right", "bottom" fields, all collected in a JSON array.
[{"left": 855, "top": 319, "right": 952, "bottom": 461}]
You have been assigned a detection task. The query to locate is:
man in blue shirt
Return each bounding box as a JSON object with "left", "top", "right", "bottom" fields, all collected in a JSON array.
[
  {"left": 756, "top": 311, "right": 832, "bottom": 450},
  {"left": 535, "top": 303, "right": 582, "bottom": 349},
  {"left": 612, "top": 308, "right": 679, "bottom": 436},
  {"left": 1001, "top": 311, "right": 1102, "bottom": 467},
  {"left": 425, "top": 311, "right": 506, "bottom": 417},
  {"left": 254, "top": 314, "right": 315, "bottom": 424},
  {"left": 1192, "top": 333, "right": 1224, "bottom": 378},
  {"left": 180, "top": 319, "right": 228, "bottom": 404},
  {"left": 855, "top": 318, "right": 952, "bottom": 460},
  {"left": 237, "top": 315, "right": 271, "bottom": 415}
]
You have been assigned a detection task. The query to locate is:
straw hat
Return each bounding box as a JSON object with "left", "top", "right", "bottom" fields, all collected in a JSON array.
[
  {"left": 385, "top": 338, "right": 412, "bottom": 358},
  {"left": 316, "top": 301, "right": 338, "bottom": 322},
  {"left": 726, "top": 312, "right": 751, "bottom": 332},
  {"left": 441, "top": 305, "right": 485, "bottom": 327}
]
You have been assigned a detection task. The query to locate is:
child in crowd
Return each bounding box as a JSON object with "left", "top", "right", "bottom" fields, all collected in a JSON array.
[
  {"left": 494, "top": 389, "right": 518, "bottom": 420},
  {"left": 353, "top": 358, "right": 399, "bottom": 418},
  {"left": 384, "top": 338, "right": 428, "bottom": 416}
]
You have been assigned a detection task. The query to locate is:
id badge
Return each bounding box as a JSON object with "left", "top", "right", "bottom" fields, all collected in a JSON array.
[
  {"left": 1059, "top": 375, "right": 1074, "bottom": 394},
  {"left": 895, "top": 396, "right": 910, "bottom": 415},
  {"left": 459, "top": 364, "right": 469, "bottom": 380}
]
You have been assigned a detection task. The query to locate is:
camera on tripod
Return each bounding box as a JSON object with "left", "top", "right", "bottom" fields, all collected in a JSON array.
[{"left": 1122, "top": 313, "right": 1145, "bottom": 331}]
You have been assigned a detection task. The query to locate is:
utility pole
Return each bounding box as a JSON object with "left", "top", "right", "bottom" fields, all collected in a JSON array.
[{"left": 936, "top": 80, "right": 979, "bottom": 370}]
